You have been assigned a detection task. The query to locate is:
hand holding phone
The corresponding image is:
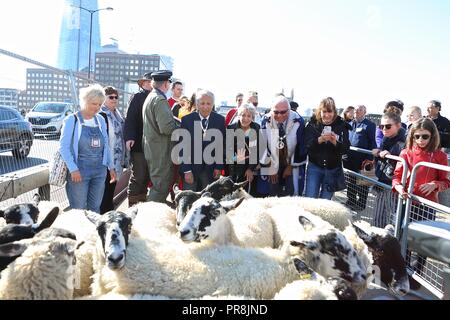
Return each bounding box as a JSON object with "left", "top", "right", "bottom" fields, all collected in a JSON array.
[{"left": 322, "top": 126, "right": 332, "bottom": 134}]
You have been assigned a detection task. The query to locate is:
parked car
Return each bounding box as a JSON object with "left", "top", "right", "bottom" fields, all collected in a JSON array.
[
  {"left": 25, "top": 102, "right": 76, "bottom": 136},
  {"left": 0, "top": 106, "right": 34, "bottom": 158}
]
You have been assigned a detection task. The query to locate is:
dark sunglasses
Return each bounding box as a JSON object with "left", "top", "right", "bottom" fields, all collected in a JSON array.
[
  {"left": 273, "top": 110, "right": 288, "bottom": 115},
  {"left": 414, "top": 134, "right": 430, "bottom": 140},
  {"left": 108, "top": 95, "right": 119, "bottom": 100},
  {"left": 379, "top": 124, "right": 393, "bottom": 130}
]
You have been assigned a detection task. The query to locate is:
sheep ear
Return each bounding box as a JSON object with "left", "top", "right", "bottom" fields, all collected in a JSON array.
[
  {"left": 76, "top": 240, "right": 85, "bottom": 251},
  {"left": 173, "top": 184, "right": 181, "bottom": 195},
  {"left": 232, "top": 180, "right": 248, "bottom": 191},
  {"left": 290, "top": 240, "right": 318, "bottom": 251},
  {"left": 0, "top": 209, "right": 4, "bottom": 218},
  {"left": 293, "top": 258, "right": 314, "bottom": 275},
  {"left": 33, "top": 207, "right": 59, "bottom": 233},
  {"left": 126, "top": 207, "right": 138, "bottom": 221},
  {"left": 201, "top": 192, "right": 212, "bottom": 198},
  {"left": 298, "top": 215, "right": 314, "bottom": 231},
  {"left": 85, "top": 210, "right": 101, "bottom": 226},
  {"left": 352, "top": 223, "right": 373, "bottom": 242},
  {"left": 0, "top": 242, "right": 28, "bottom": 257},
  {"left": 220, "top": 197, "right": 245, "bottom": 213},
  {"left": 384, "top": 224, "right": 395, "bottom": 237},
  {"left": 32, "top": 193, "right": 41, "bottom": 206}
]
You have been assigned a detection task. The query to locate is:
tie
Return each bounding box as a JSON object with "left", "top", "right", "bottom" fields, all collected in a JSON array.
[
  {"left": 278, "top": 122, "right": 286, "bottom": 137},
  {"left": 201, "top": 118, "right": 208, "bottom": 129}
]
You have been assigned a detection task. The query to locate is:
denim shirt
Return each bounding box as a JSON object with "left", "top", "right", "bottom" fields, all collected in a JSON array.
[{"left": 59, "top": 113, "right": 113, "bottom": 173}]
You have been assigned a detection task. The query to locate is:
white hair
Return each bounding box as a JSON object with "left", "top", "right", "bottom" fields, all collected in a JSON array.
[
  {"left": 271, "top": 95, "right": 290, "bottom": 110},
  {"left": 195, "top": 89, "right": 215, "bottom": 105},
  {"left": 237, "top": 104, "right": 256, "bottom": 120},
  {"left": 79, "top": 84, "right": 106, "bottom": 110}
]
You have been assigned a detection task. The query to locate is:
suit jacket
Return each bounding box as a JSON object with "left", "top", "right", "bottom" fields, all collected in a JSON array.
[
  {"left": 123, "top": 89, "right": 150, "bottom": 153},
  {"left": 180, "top": 111, "right": 225, "bottom": 176}
]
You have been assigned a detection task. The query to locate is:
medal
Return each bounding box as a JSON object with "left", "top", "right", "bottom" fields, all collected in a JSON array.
[{"left": 277, "top": 140, "right": 285, "bottom": 150}]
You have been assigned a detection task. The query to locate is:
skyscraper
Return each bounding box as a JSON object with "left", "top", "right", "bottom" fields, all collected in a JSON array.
[{"left": 57, "top": 0, "right": 101, "bottom": 72}]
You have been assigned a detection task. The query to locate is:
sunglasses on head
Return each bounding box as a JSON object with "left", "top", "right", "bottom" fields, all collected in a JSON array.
[
  {"left": 273, "top": 110, "right": 288, "bottom": 115},
  {"left": 108, "top": 95, "right": 119, "bottom": 100},
  {"left": 414, "top": 134, "right": 430, "bottom": 140},
  {"left": 379, "top": 124, "right": 393, "bottom": 130}
]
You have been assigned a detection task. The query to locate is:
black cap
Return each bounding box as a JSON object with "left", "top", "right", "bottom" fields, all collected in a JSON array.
[
  {"left": 151, "top": 70, "right": 173, "bottom": 82},
  {"left": 289, "top": 101, "right": 299, "bottom": 111}
]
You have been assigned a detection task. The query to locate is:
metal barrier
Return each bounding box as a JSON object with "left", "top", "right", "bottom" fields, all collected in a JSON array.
[
  {"left": 400, "top": 161, "right": 450, "bottom": 300},
  {"left": 340, "top": 146, "right": 408, "bottom": 240}
]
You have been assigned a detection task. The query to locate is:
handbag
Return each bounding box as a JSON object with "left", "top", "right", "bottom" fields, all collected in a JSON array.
[
  {"left": 48, "top": 150, "right": 68, "bottom": 186},
  {"left": 333, "top": 166, "right": 347, "bottom": 192},
  {"left": 48, "top": 115, "right": 77, "bottom": 186},
  {"left": 357, "top": 159, "right": 376, "bottom": 186}
]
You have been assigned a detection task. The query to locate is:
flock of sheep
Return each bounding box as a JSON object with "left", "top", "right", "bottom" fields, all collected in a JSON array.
[{"left": 0, "top": 177, "right": 410, "bottom": 300}]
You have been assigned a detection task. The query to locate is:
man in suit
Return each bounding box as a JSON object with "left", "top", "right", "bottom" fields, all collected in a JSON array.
[
  {"left": 427, "top": 100, "right": 450, "bottom": 149},
  {"left": 123, "top": 72, "right": 153, "bottom": 206},
  {"left": 142, "top": 70, "right": 179, "bottom": 203},
  {"left": 180, "top": 89, "right": 225, "bottom": 191},
  {"left": 345, "top": 105, "right": 376, "bottom": 211}
]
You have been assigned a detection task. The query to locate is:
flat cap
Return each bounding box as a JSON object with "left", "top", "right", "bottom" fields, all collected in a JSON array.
[
  {"left": 137, "top": 72, "right": 153, "bottom": 87},
  {"left": 151, "top": 70, "right": 173, "bottom": 82}
]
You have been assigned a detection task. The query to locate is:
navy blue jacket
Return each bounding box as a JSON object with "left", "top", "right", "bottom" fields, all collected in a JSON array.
[
  {"left": 123, "top": 89, "right": 151, "bottom": 153},
  {"left": 180, "top": 111, "right": 225, "bottom": 176},
  {"left": 347, "top": 118, "right": 377, "bottom": 170}
]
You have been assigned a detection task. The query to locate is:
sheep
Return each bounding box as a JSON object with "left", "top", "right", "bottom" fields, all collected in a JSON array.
[
  {"left": 0, "top": 235, "right": 80, "bottom": 300},
  {"left": 178, "top": 196, "right": 368, "bottom": 288},
  {"left": 0, "top": 193, "right": 41, "bottom": 225},
  {"left": 131, "top": 202, "right": 177, "bottom": 240},
  {"left": 173, "top": 176, "right": 251, "bottom": 226},
  {"left": 178, "top": 194, "right": 274, "bottom": 248},
  {"left": 351, "top": 221, "right": 410, "bottom": 296},
  {"left": 274, "top": 258, "right": 357, "bottom": 300}
]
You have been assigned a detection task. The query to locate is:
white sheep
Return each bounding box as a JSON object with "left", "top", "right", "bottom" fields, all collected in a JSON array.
[
  {"left": 0, "top": 236, "right": 78, "bottom": 300},
  {"left": 90, "top": 235, "right": 299, "bottom": 299}
]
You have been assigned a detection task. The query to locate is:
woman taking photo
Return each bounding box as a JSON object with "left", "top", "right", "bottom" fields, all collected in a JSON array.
[
  {"left": 59, "top": 84, "right": 116, "bottom": 213},
  {"left": 371, "top": 107, "right": 406, "bottom": 227},
  {"left": 226, "top": 104, "right": 260, "bottom": 196},
  {"left": 304, "top": 97, "right": 350, "bottom": 200}
]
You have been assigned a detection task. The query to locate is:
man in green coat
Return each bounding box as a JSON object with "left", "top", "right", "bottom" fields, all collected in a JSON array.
[{"left": 142, "top": 70, "right": 179, "bottom": 203}]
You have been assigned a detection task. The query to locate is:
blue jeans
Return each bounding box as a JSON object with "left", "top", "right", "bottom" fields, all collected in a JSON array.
[
  {"left": 66, "top": 163, "right": 107, "bottom": 213},
  {"left": 305, "top": 162, "right": 339, "bottom": 200}
]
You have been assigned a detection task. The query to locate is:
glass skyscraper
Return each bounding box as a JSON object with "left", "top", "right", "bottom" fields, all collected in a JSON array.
[{"left": 57, "top": 0, "right": 101, "bottom": 72}]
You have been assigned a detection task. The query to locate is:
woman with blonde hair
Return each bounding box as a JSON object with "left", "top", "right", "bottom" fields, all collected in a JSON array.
[
  {"left": 177, "top": 95, "right": 196, "bottom": 119},
  {"left": 304, "top": 97, "right": 350, "bottom": 199}
]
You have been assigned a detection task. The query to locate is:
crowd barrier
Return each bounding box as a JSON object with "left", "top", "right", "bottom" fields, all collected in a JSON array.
[{"left": 340, "top": 147, "right": 450, "bottom": 300}]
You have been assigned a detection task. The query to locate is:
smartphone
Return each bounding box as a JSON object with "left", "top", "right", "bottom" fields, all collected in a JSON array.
[{"left": 322, "top": 126, "right": 332, "bottom": 134}]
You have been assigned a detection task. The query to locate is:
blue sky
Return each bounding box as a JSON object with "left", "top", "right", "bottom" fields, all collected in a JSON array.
[{"left": 0, "top": 0, "right": 449, "bottom": 117}]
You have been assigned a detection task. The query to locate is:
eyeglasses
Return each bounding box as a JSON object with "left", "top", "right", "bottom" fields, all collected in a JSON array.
[
  {"left": 108, "top": 95, "right": 119, "bottom": 100},
  {"left": 379, "top": 124, "right": 393, "bottom": 130},
  {"left": 414, "top": 134, "right": 430, "bottom": 140},
  {"left": 273, "top": 110, "right": 288, "bottom": 115}
]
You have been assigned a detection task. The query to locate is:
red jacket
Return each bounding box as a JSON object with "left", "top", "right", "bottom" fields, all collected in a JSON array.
[
  {"left": 168, "top": 97, "right": 177, "bottom": 108},
  {"left": 392, "top": 146, "right": 450, "bottom": 202}
]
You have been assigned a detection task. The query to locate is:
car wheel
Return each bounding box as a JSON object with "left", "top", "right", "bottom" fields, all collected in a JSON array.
[{"left": 12, "top": 135, "right": 32, "bottom": 158}]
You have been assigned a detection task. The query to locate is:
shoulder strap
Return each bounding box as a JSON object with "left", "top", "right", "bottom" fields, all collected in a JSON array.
[{"left": 99, "top": 111, "right": 109, "bottom": 134}]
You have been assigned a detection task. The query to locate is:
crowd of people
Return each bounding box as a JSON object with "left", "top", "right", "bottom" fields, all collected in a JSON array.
[{"left": 57, "top": 71, "right": 450, "bottom": 236}]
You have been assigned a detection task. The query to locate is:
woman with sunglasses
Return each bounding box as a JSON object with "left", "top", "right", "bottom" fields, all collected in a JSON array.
[
  {"left": 304, "top": 97, "right": 350, "bottom": 200},
  {"left": 371, "top": 108, "right": 406, "bottom": 228},
  {"left": 392, "top": 118, "right": 450, "bottom": 277},
  {"left": 99, "top": 86, "right": 128, "bottom": 214}
]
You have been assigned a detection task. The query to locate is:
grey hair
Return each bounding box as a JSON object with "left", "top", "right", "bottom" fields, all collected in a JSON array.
[
  {"left": 408, "top": 105, "right": 422, "bottom": 117},
  {"left": 271, "top": 95, "right": 290, "bottom": 111},
  {"left": 196, "top": 89, "right": 215, "bottom": 105},
  {"left": 356, "top": 105, "right": 366, "bottom": 113},
  {"left": 237, "top": 104, "right": 256, "bottom": 120},
  {"left": 79, "top": 84, "right": 106, "bottom": 110}
]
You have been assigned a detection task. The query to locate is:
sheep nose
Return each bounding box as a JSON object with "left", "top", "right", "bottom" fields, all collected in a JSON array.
[
  {"left": 108, "top": 253, "right": 124, "bottom": 264},
  {"left": 180, "top": 229, "right": 190, "bottom": 238}
]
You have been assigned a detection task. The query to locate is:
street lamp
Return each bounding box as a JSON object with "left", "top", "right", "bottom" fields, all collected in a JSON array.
[{"left": 71, "top": 5, "right": 113, "bottom": 80}]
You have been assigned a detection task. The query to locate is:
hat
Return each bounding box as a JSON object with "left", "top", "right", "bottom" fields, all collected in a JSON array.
[
  {"left": 151, "top": 70, "right": 173, "bottom": 82},
  {"left": 289, "top": 101, "right": 299, "bottom": 111},
  {"left": 137, "top": 72, "right": 153, "bottom": 88}
]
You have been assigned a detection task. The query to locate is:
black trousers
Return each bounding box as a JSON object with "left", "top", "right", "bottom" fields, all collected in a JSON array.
[{"left": 100, "top": 170, "right": 117, "bottom": 214}]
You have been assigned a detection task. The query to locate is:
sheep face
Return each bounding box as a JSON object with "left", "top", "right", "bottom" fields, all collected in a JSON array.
[
  {"left": 178, "top": 196, "right": 244, "bottom": 243},
  {"left": 290, "top": 216, "right": 367, "bottom": 286},
  {"left": 352, "top": 223, "right": 409, "bottom": 296},
  {"left": 173, "top": 177, "right": 247, "bottom": 226},
  {"left": 0, "top": 194, "right": 41, "bottom": 225},
  {"left": 85, "top": 210, "right": 136, "bottom": 270}
]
